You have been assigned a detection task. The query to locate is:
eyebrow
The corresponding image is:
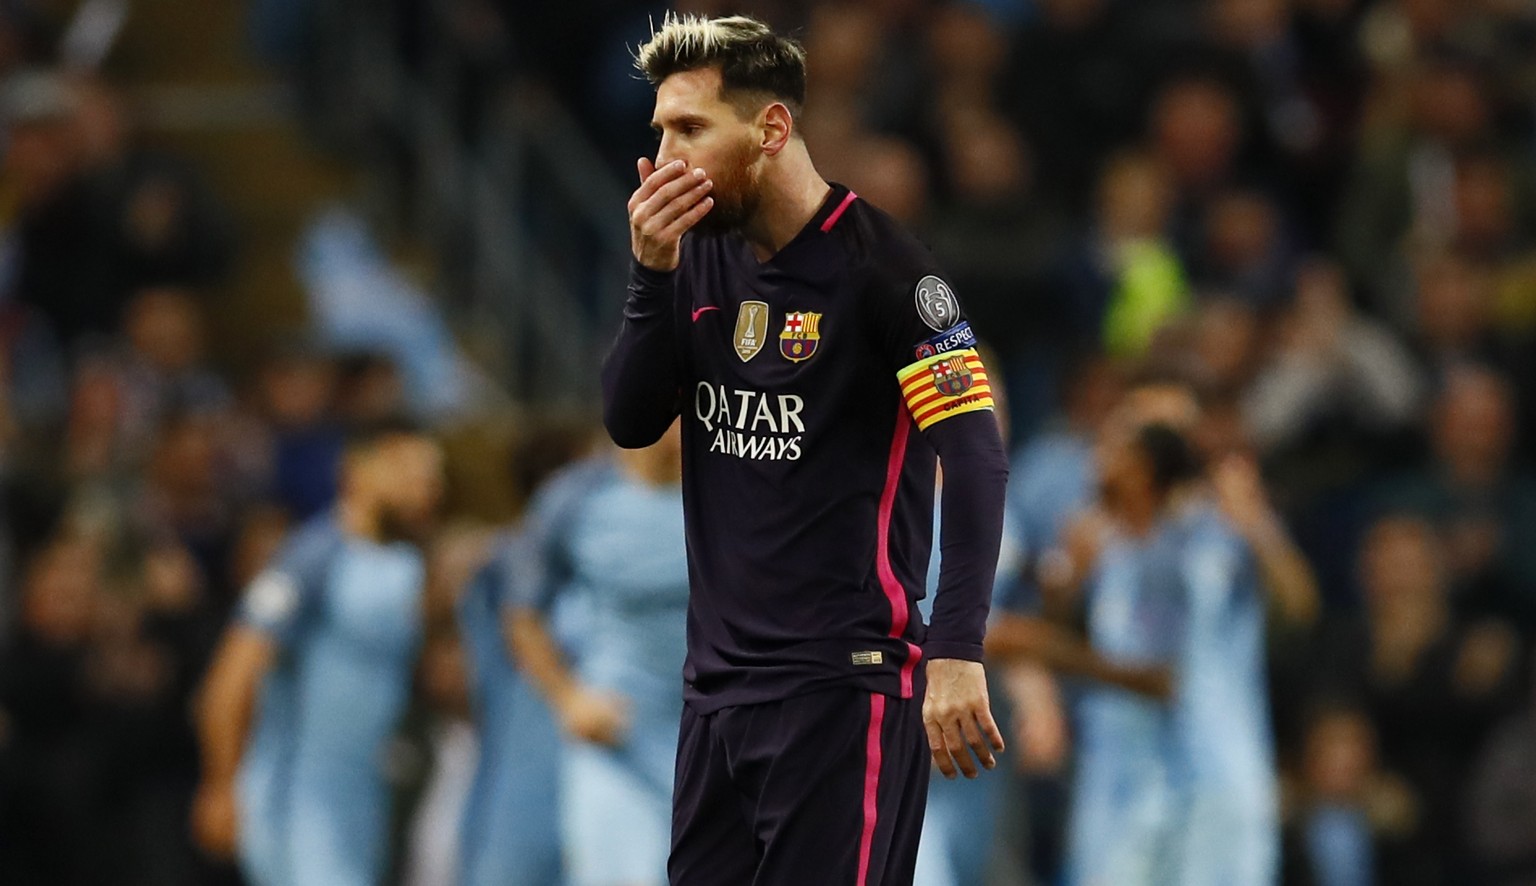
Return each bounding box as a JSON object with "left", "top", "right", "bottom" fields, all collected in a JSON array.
[{"left": 651, "top": 113, "right": 711, "bottom": 132}]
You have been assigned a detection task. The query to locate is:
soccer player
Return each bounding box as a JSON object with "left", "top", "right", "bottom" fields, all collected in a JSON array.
[
  {"left": 602, "top": 14, "right": 1009, "bottom": 885},
  {"left": 455, "top": 533, "right": 564, "bottom": 886},
  {"left": 191, "top": 420, "right": 443, "bottom": 886},
  {"left": 508, "top": 424, "right": 689, "bottom": 886},
  {"left": 1157, "top": 451, "right": 1315, "bottom": 886},
  {"left": 1057, "top": 402, "right": 1312, "bottom": 885},
  {"left": 1061, "top": 420, "right": 1200, "bottom": 886}
]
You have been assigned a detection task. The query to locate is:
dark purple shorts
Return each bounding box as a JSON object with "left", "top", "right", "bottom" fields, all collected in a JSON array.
[{"left": 669, "top": 687, "right": 930, "bottom": 886}]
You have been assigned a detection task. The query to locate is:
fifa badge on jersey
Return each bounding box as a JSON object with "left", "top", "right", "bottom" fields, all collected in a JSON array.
[
  {"left": 779, "top": 311, "right": 822, "bottom": 362},
  {"left": 734, "top": 300, "right": 770, "bottom": 362},
  {"left": 931, "top": 355, "right": 974, "bottom": 397}
]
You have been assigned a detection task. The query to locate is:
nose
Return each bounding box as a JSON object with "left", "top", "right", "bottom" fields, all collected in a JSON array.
[{"left": 656, "top": 134, "right": 684, "bottom": 170}]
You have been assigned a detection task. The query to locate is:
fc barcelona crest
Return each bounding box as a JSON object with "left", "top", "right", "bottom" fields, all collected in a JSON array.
[
  {"left": 931, "top": 356, "right": 973, "bottom": 396},
  {"left": 779, "top": 311, "right": 822, "bottom": 363}
]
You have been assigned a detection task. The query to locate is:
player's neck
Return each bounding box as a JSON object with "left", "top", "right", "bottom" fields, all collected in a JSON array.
[{"left": 741, "top": 147, "right": 830, "bottom": 262}]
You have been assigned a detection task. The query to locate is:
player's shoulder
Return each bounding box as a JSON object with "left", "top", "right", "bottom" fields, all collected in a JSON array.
[
  {"left": 274, "top": 512, "right": 348, "bottom": 576},
  {"left": 525, "top": 455, "right": 619, "bottom": 524},
  {"left": 829, "top": 192, "right": 939, "bottom": 288}
]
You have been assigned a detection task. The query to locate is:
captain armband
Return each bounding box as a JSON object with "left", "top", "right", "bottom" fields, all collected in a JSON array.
[{"left": 895, "top": 348, "right": 995, "bottom": 431}]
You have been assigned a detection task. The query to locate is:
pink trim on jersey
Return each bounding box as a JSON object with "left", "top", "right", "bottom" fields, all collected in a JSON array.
[
  {"left": 856, "top": 692, "right": 886, "bottom": 886},
  {"left": 821, "top": 190, "right": 859, "bottom": 232},
  {"left": 876, "top": 415, "right": 923, "bottom": 697}
]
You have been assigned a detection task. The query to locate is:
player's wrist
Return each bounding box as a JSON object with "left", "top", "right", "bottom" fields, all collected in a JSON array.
[{"left": 631, "top": 256, "right": 680, "bottom": 279}]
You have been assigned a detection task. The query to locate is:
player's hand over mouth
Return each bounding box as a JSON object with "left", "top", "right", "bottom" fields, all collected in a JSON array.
[{"left": 628, "top": 157, "right": 714, "bottom": 272}]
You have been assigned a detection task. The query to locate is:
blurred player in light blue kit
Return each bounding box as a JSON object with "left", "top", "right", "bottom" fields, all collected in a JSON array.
[
  {"left": 508, "top": 421, "right": 688, "bottom": 886},
  {"left": 1164, "top": 450, "right": 1316, "bottom": 885},
  {"left": 1052, "top": 385, "right": 1316, "bottom": 886},
  {"left": 456, "top": 533, "right": 566, "bottom": 886},
  {"left": 1063, "top": 419, "right": 1196, "bottom": 886},
  {"left": 192, "top": 419, "right": 443, "bottom": 886}
]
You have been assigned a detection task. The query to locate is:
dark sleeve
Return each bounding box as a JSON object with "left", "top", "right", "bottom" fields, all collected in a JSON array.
[
  {"left": 925, "top": 412, "right": 1009, "bottom": 661},
  {"left": 600, "top": 261, "right": 683, "bottom": 448},
  {"left": 864, "top": 251, "right": 1007, "bottom": 661}
]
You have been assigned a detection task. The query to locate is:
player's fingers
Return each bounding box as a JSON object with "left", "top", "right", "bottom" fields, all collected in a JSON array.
[
  {"left": 942, "top": 720, "right": 978, "bottom": 778},
  {"left": 631, "top": 161, "right": 696, "bottom": 217},
  {"left": 959, "top": 714, "right": 996, "bottom": 771},
  {"left": 628, "top": 158, "right": 687, "bottom": 212},
  {"left": 977, "top": 703, "right": 1007, "bottom": 753},
  {"left": 655, "top": 195, "right": 715, "bottom": 242},
  {"left": 646, "top": 177, "right": 712, "bottom": 233},
  {"left": 636, "top": 167, "right": 708, "bottom": 225},
  {"left": 924, "top": 718, "right": 958, "bottom": 780},
  {"left": 637, "top": 156, "right": 655, "bottom": 184}
]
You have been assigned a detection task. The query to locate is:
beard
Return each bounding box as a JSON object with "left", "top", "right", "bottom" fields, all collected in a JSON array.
[{"left": 693, "top": 138, "right": 762, "bottom": 236}]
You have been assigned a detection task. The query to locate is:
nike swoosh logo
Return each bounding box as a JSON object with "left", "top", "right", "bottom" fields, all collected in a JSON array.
[{"left": 692, "top": 306, "right": 721, "bottom": 322}]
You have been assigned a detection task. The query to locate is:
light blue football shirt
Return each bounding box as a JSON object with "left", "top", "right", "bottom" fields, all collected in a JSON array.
[
  {"left": 515, "top": 458, "right": 690, "bottom": 724},
  {"left": 1067, "top": 522, "right": 1187, "bottom": 886},
  {"left": 456, "top": 533, "right": 565, "bottom": 886},
  {"left": 1164, "top": 502, "right": 1279, "bottom": 885},
  {"left": 235, "top": 513, "right": 425, "bottom": 886}
]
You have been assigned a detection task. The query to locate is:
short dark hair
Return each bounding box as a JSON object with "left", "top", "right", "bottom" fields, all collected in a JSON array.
[
  {"left": 1135, "top": 422, "right": 1204, "bottom": 494},
  {"left": 344, "top": 415, "right": 428, "bottom": 455},
  {"left": 634, "top": 14, "right": 807, "bottom": 117}
]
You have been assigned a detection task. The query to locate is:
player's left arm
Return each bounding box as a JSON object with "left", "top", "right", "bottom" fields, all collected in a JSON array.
[
  {"left": 872, "top": 266, "right": 1008, "bottom": 779},
  {"left": 1212, "top": 453, "right": 1319, "bottom": 627}
]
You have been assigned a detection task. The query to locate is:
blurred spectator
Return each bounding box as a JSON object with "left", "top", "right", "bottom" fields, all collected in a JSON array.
[
  {"left": 927, "top": 109, "right": 1055, "bottom": 369},
  {"left": 1284, "top": 514, "right": 1521, "bottom": 883},
  {"left": 1376, "top": 365, "right": 1536, "bottom": 624},
  {"left": 1282, "top": 703, "right": 1417, "bottom": 886},
  {"left": 0, "top": 536, "right": 106, "bottom": 883},
  {"left": 833, "top": 134, "right": 930, "bottom": 227},
  {"left": 1002, "top": 0, "right": 1147, "bottom": 213},
  {"left": 926, "top": 2, "right": 1009, "bottom": 115},
  {"left": 1335, "top": 54, "right": 1534, "bottom": 321},
  {"left": 131, "top": 412, "right": 241, "bottom": 586},
  {"left": 1193, "top": 188, "right": 1297, "bottom": 308},
  {"left": 254, "top": 347, "right": 344, "bottom": 520},
  {"left": 1149, "top": 75, "right": 1247, "bottom": 234},
  {"left": 2, "top": 70, "right": 232, "bottom": 350},
  {"left": 1464, "top": 653, "right": 1536, "bottom": 885},
  {"left": 1244, "top": 259, "right": 1421, "bottom": 461},
  {"left": 1056, "top": 150, "right": 1191, "bottom": 359}
]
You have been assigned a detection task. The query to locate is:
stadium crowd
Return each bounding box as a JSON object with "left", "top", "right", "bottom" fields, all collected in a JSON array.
[{"left": 0, "top": 0, "right": 1533, "bottom": 884}]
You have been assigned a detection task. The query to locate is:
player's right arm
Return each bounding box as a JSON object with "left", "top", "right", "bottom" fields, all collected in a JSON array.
[
  {"left": 985, "top": 613, "right": 1172, "bottom": 698},
  {"left": 192, "top": 541, "right": 321, "bottom": 860},
  {"left": 506, "top": 610, "right": 630, "bottom": 746},
  {"left": 501, "top": 464, "right": 630, "bottom": 746},
  {"left": 192, "top": 624, "right": 276, "bottom": 859},
  {"left": 600, "top": 158, "right": 714, "bottom": 448}
]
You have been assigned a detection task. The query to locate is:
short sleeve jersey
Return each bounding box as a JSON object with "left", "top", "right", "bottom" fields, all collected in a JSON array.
[{"left": 668, "top": 184, "right": 996, "bottom": 712}]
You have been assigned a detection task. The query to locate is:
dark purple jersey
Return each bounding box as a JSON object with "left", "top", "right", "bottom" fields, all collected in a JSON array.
[{"left": 602, "top": 185, "right": 1008, "bottom": 714}]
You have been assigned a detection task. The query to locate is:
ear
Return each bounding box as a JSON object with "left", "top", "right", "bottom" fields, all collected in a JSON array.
[{"left": 759, "top": 102, "right": 793, "bottom": 156}]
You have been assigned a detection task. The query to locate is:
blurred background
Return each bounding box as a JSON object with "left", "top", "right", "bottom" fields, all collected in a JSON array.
[{"left": 1, "top": 0, "right": 1535, "bottom": 884}]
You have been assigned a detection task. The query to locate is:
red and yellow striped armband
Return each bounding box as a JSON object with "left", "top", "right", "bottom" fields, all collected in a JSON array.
[{"left": 896, "top": 348, "right": 995, "bottom": 431}]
